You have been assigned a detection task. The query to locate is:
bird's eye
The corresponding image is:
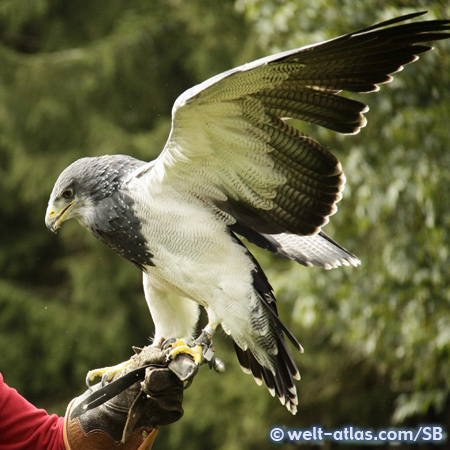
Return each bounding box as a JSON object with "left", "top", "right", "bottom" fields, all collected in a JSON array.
[{"left": 62, "top": 188, "right": 74, "bottom": 199}]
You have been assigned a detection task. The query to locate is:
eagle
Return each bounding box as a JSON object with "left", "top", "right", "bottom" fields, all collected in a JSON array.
[{"left": 45, "top": 12, "right": 449, "bottom": 414}]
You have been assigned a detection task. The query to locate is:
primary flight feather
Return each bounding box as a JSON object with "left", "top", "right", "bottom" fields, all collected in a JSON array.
[{"left": 46, "top": 12, "right": 449, "bottom": 414}]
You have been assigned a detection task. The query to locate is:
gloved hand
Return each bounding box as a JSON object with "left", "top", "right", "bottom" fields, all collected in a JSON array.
[{"left": 63, "top": 346, "right": 197, "bottom": 450}]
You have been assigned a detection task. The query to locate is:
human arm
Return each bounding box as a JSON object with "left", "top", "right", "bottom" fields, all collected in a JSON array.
[
  {"left": 1, "top": 346, "right": 195, "bottom": 450},
  {"left": 0, "top": 372, "right": 65, "bottom": 450}
]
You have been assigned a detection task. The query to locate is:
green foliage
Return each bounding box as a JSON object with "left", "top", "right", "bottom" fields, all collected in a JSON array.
[{"left": 1, "top": 0, "right": 449, "bottom": 448}]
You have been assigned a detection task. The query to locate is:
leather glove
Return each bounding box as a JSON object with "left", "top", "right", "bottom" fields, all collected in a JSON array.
[{"left": 63, "top": 346, "right": 197, "bottom": 450}]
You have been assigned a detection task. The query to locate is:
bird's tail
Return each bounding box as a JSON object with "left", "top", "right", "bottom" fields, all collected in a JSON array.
[{"left": 232, "top": 222, "right": 360, "bottom": 269}]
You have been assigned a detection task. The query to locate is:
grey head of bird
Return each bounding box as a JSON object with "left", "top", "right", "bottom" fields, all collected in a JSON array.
[{"left": 45, "top": 154, "right": 144, "bottom": 233}]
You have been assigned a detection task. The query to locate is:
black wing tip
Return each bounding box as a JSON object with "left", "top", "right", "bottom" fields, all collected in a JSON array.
[
  {"left": 353, "top": 11, "right": 427, "bottom": 35},
  {"left": 352, "top": 11, "right": 450, "bottom": 36}
]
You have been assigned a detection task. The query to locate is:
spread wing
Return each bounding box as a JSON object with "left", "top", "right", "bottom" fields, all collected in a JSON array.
[{"left": 136, "top": 12, "right": 449, "bottom": 245}]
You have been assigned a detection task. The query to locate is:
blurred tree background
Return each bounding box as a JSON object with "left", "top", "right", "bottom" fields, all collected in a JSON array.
[{"left": 1, "top": 0, "right": 449, "bottom": 449}]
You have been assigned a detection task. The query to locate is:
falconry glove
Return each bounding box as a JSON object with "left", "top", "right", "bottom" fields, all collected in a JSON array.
[{"left": 63, "top": 346, "right": 197, "bottom": 450}]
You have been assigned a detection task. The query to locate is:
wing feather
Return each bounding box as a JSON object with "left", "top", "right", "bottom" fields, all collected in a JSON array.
[{"left": 135, "top": 12, "right": 449, "bottom": 242}]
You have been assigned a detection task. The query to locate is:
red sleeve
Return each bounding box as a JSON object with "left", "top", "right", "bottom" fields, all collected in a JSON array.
[{"left": 0, "top": 373, "right": 66, "bottom": 450}]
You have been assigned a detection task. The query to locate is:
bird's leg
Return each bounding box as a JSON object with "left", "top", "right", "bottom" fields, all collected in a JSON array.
[
  {"left": 193, "top": 324, "right": 216, "bottom": 363},
  {"left": 85, "top": 347, "right": 147, "bottom": 388},
  {"left": 163, "top": 325, "right": 214, "bottom": 365},
  {"left": 163, "top": 323, "right": 225, "bottom": 372},
  {"left": 194, "top": 324, "right": 226, "bottom": 373},
  {"left": 162, "top": 338, "right": 204, "bottom": 364}
]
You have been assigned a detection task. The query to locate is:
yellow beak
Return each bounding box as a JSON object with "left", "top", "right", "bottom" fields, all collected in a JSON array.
[{"left": 45, "top": 200, "right": 76, "bottom": 233}]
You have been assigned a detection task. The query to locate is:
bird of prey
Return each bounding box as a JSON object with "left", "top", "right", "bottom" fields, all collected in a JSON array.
[{"left": 46, "top": 12, "right": 449, "bottom": 414}]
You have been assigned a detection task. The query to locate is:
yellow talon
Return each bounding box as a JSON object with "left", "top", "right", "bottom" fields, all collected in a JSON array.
[
  {"left": 169, "top": 339, "right": 204, "bottom": 365},
  {"left": 86, "top": 359, "right": 133, "bottom": 385}
]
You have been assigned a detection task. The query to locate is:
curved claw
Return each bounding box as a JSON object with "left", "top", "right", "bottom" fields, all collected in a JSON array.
[
  {"left": 162, "top": 325, "right": 222, "bottom": 372},
  {"left": 161, "top": 338, "right": 177, "bottom": 353},
  {"left": 101, "top": 372, "right": 110, "bottom": 387},
  {"left": 169, "top": 341, "right": 204, "bottom": 365},
  {"left": 162, "top": 336, "right": 225, "bottom": 375},
  {"left": 85, "top": 372, "right": 93, "bottom": 390},
  {"left": 85, "top": 359, "right": 133, "bottom": 388}
]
